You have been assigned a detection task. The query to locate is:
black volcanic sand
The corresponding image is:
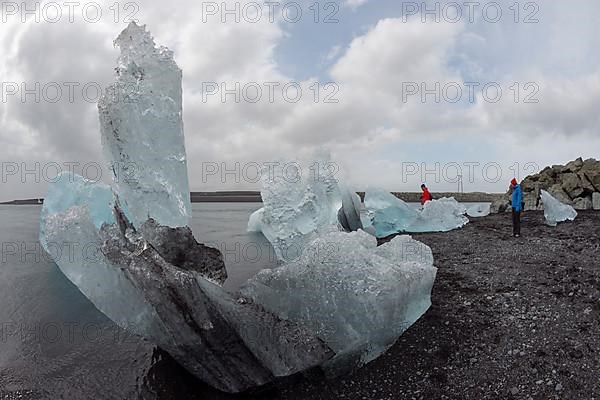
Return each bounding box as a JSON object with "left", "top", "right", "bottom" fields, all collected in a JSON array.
[{"left": 146, "top": 211, "right": 600, "bottom": 400}]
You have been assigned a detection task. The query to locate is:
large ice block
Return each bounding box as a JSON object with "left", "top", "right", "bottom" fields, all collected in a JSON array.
[
  {"left": 364, "top": 188, "right": 418, "bottom": 238},
  {"left": 408, "top": 197, "right": 469, "bottom": 233},
  {"left": 251, "top": 154, "right": 342, "bottom": 261},
  {"left": 40, "top": 173, "right": 332, "bottom": 393},
  {"left": 98, "top": 22, "right": 191, "bottom": 229},
  {"left": 40, "top": 23, "right": 334, "bottom": 394},
  {"left": 540, "top": 189, "right": 578, "bottom": 226},
  {"left": 365, "top": 190, "right": 468, "bottom": 237},
  {"left": 241, "top": 229, "right": 436, "bottom": 373}
]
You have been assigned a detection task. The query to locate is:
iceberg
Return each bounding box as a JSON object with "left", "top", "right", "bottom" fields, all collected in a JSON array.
[
  {"left": 40, "top": 23, "right": 333, "bottom": 394},
  {"left": 241, "top": 229, "right": 436, "bottom": 373},
  {"left": 364, "top": 189, "right": 468, "bottom": 238},
  {"left": 409, "top": 197, "right": 469, "bottom": 233},
  {"left": 41, "top": 22, "right": 440, "bottom": 393},
  {"left": 248, "top": 155, "right": 342, "bottom": 261},
  {"left": 364, "top": 188, "right": 418, "bottom": 237},
  {"left": 98, "top": 22, "right": 191, "bottom": 229},
  {"left": 467, "top": 203, "right": 491, "bottom": 218},
  {"left": 540, "top": 189, "right": 577, "bottom": 226}
]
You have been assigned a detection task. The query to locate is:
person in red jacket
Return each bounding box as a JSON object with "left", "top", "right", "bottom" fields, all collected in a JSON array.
[{"left": 421, "top": 184, "right": 432, "bottom": 205}]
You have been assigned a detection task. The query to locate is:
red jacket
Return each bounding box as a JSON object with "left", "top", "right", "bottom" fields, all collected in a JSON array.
[{"left": 421, "top": 189, "right": 432, "bottom": 205}]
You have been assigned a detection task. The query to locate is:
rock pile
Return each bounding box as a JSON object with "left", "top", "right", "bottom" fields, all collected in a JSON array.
[{"left": 491, "top": 158, "right": 600, "bottom": 213}]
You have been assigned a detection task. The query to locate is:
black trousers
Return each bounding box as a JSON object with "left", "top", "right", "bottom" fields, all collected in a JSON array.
[{"left": 512, "top": 209, "right": 521, "bottom": 236}]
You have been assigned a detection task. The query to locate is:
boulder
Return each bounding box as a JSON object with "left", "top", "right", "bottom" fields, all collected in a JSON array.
[
  {"left": 490, "top": 198, "right": 510, "bottom": 214},
  {"left": 573, "top": 196, "right": 593, "bottom": 210},
  {"left": 578, "top": 172, "right": 596, "bottom": 195},
  {"left": 582, "top": 158, "right": 600, "bottom": 172},
  {"left": 562, "top": 157, "right": 584, "bottom": 173},
  {"left": 560, "top": 173, "right": 584, "bottom": 199},
  {"left": 581, "top": 159, "right": 600, "bottom": 191},
  {"left": 548, "top": 184, "right": 573, "bottom": 205},
  {"left": 593, "top": 192, "right": 600, "bottom": 210},
  {"left": 503, "top": 158, "right": 600, "bottom": 211},
  {"left": 582, "top": 170, "right": 600, "bottom": 192},
  {"left": 550, "top": 165, "right": 564, "bottom": 176},
  {"left": 523, "top": 192, "right": 540, "bottom": 211},
  {"left": 520, "top": 178, "right": 538, "bottom": 192}
]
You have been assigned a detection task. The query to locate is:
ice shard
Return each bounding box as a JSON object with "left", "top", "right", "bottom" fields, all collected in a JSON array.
[
  {"left": 241, "top": 229, "right": 436, "bottom": 373},
  {"left": 247, "top": 207, "right": 264, "bottom": 232},
  {"left": 467, "top": 203, "right": 491, "bottom": 218},
  {"left": 249, "top": 154, "right": 342, "bottom": 261},
  {"left": 40, "top": 172, "right": 158, "bottom": 333},
  {"left": 40, "top": 23, "right": 334, "bottom": 394},
  {"left": 98, "top": 22, "right": 191, "bottom": 229},
  {"left": 364, "top": 190, "right": 468, "bottom": 237},
  {"left": 540, "top": 189, "right": 578, "bottom": 226}
]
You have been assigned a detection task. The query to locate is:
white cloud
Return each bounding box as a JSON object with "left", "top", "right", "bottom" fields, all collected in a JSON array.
[
  {"left": 1, "top": 0, "right": 599, "bottom": 199},
  {"left": 343, "top": 0, "right": 370, "bottom": 10}
]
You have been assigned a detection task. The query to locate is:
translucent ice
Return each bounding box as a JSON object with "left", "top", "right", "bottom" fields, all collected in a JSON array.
[
  {"left": 409, "top": 197, "right": 469, "bottom": 233},
  {"left": 364, "top": 190, "right": 468, "bottom": 237},
  {"left": 364, "top": 188, "right": 417, "bottom": 238},
  {"left": 540, "top": 189, "right": 577, "bottom": 226},
  {"left": 249, "top": 154, "right": 342, "bottom": 261},
  {"left": 40, "top": 23, "right": 333, "bottom": 394},
  {"left": 39, "top": 172, "right": 157, "bottom": 333},
  {"left": 247, "top": 207, "right": 264, "bottom": 232},
  {"left": 467, "top": 203, "right": 491, "bottom": 218},
  {"left": 98, "top": 22, "right": 191, "bottom": 229},
  {"left": 241, "top": 229, "right": 436, "bottom": 373},
  {"left": 41, "top": 182, "right": 331, "bottom": 393}
]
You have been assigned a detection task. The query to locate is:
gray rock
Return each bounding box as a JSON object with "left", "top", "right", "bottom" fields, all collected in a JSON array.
[
  {"left": 581, "top": 159, "right": 600, "bottom": 191},
  {"left": 139, "top": 218, "right": 227, "bottom": 284},
  {"left": 578, "top": 172, "right": 596, "bottom": 195},
  {"left": 548, "top": 184, "right": 573, "bottom": 205},
  {"left": 573, "top": 196, "right": 593, "bottom": 210},
  {"left": 593, "top": 192, "right": 600, "bottom": 210},
  {"left": 561, "top": 173, "right": 585, "bottom": 199},
  {"left": 490, "top": 198, "right": 510, "bottom": 214},
  {"left": 583, "top": 170, "right": 600, "bottom": 192},
  {"left": 520, "top": 177, "right": 538, "bottom": 192},
  {"left": 523, "top": 192, "right": 540, "bottom": 211},
  {"left": 562, "top": 157, "right": 583, "bottom": 173},
  {"left": 504, "top": 158, "right": 600, "bottom": 210},
  {"left": 555, "top": 383, "right": 563, "bottom": 391},
  {"left": 338, "top": 189, "right": 363, "bottom": 232}
]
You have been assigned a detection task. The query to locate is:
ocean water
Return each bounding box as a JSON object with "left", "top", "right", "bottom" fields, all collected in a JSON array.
[
  {"left": 0, "top": 203, "right": 266, "bottom": 400},
  {"left": 0, "top": 202, "right": 489, "bottom": 399}
]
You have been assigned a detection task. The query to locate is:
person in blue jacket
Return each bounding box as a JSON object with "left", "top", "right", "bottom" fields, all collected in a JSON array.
[{"left": 511, "top": 178, "right": 522, "bottom": 237}]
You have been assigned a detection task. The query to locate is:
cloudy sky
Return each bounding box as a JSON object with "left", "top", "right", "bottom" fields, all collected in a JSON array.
[{"left": 1, "top": 0, "right": 600, "bottom": 201}]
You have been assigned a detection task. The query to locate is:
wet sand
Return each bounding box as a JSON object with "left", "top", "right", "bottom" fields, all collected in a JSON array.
[{"left": 142, "top": 211, "right": 600, "bottom": 399}]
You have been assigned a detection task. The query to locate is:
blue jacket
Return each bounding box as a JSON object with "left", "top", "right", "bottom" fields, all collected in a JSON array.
[{"left": 512, "top": 184, "right": 523, "bottom": 212}]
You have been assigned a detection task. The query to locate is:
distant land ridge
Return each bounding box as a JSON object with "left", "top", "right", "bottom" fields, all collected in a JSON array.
[{"left": 2, "top": 192, "right": 503, "bottom": 205}]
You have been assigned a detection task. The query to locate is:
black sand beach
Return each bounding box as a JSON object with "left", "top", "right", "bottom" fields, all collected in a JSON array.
[{"left": 146, "top": 211, "right": 600, "bottom": 400}]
